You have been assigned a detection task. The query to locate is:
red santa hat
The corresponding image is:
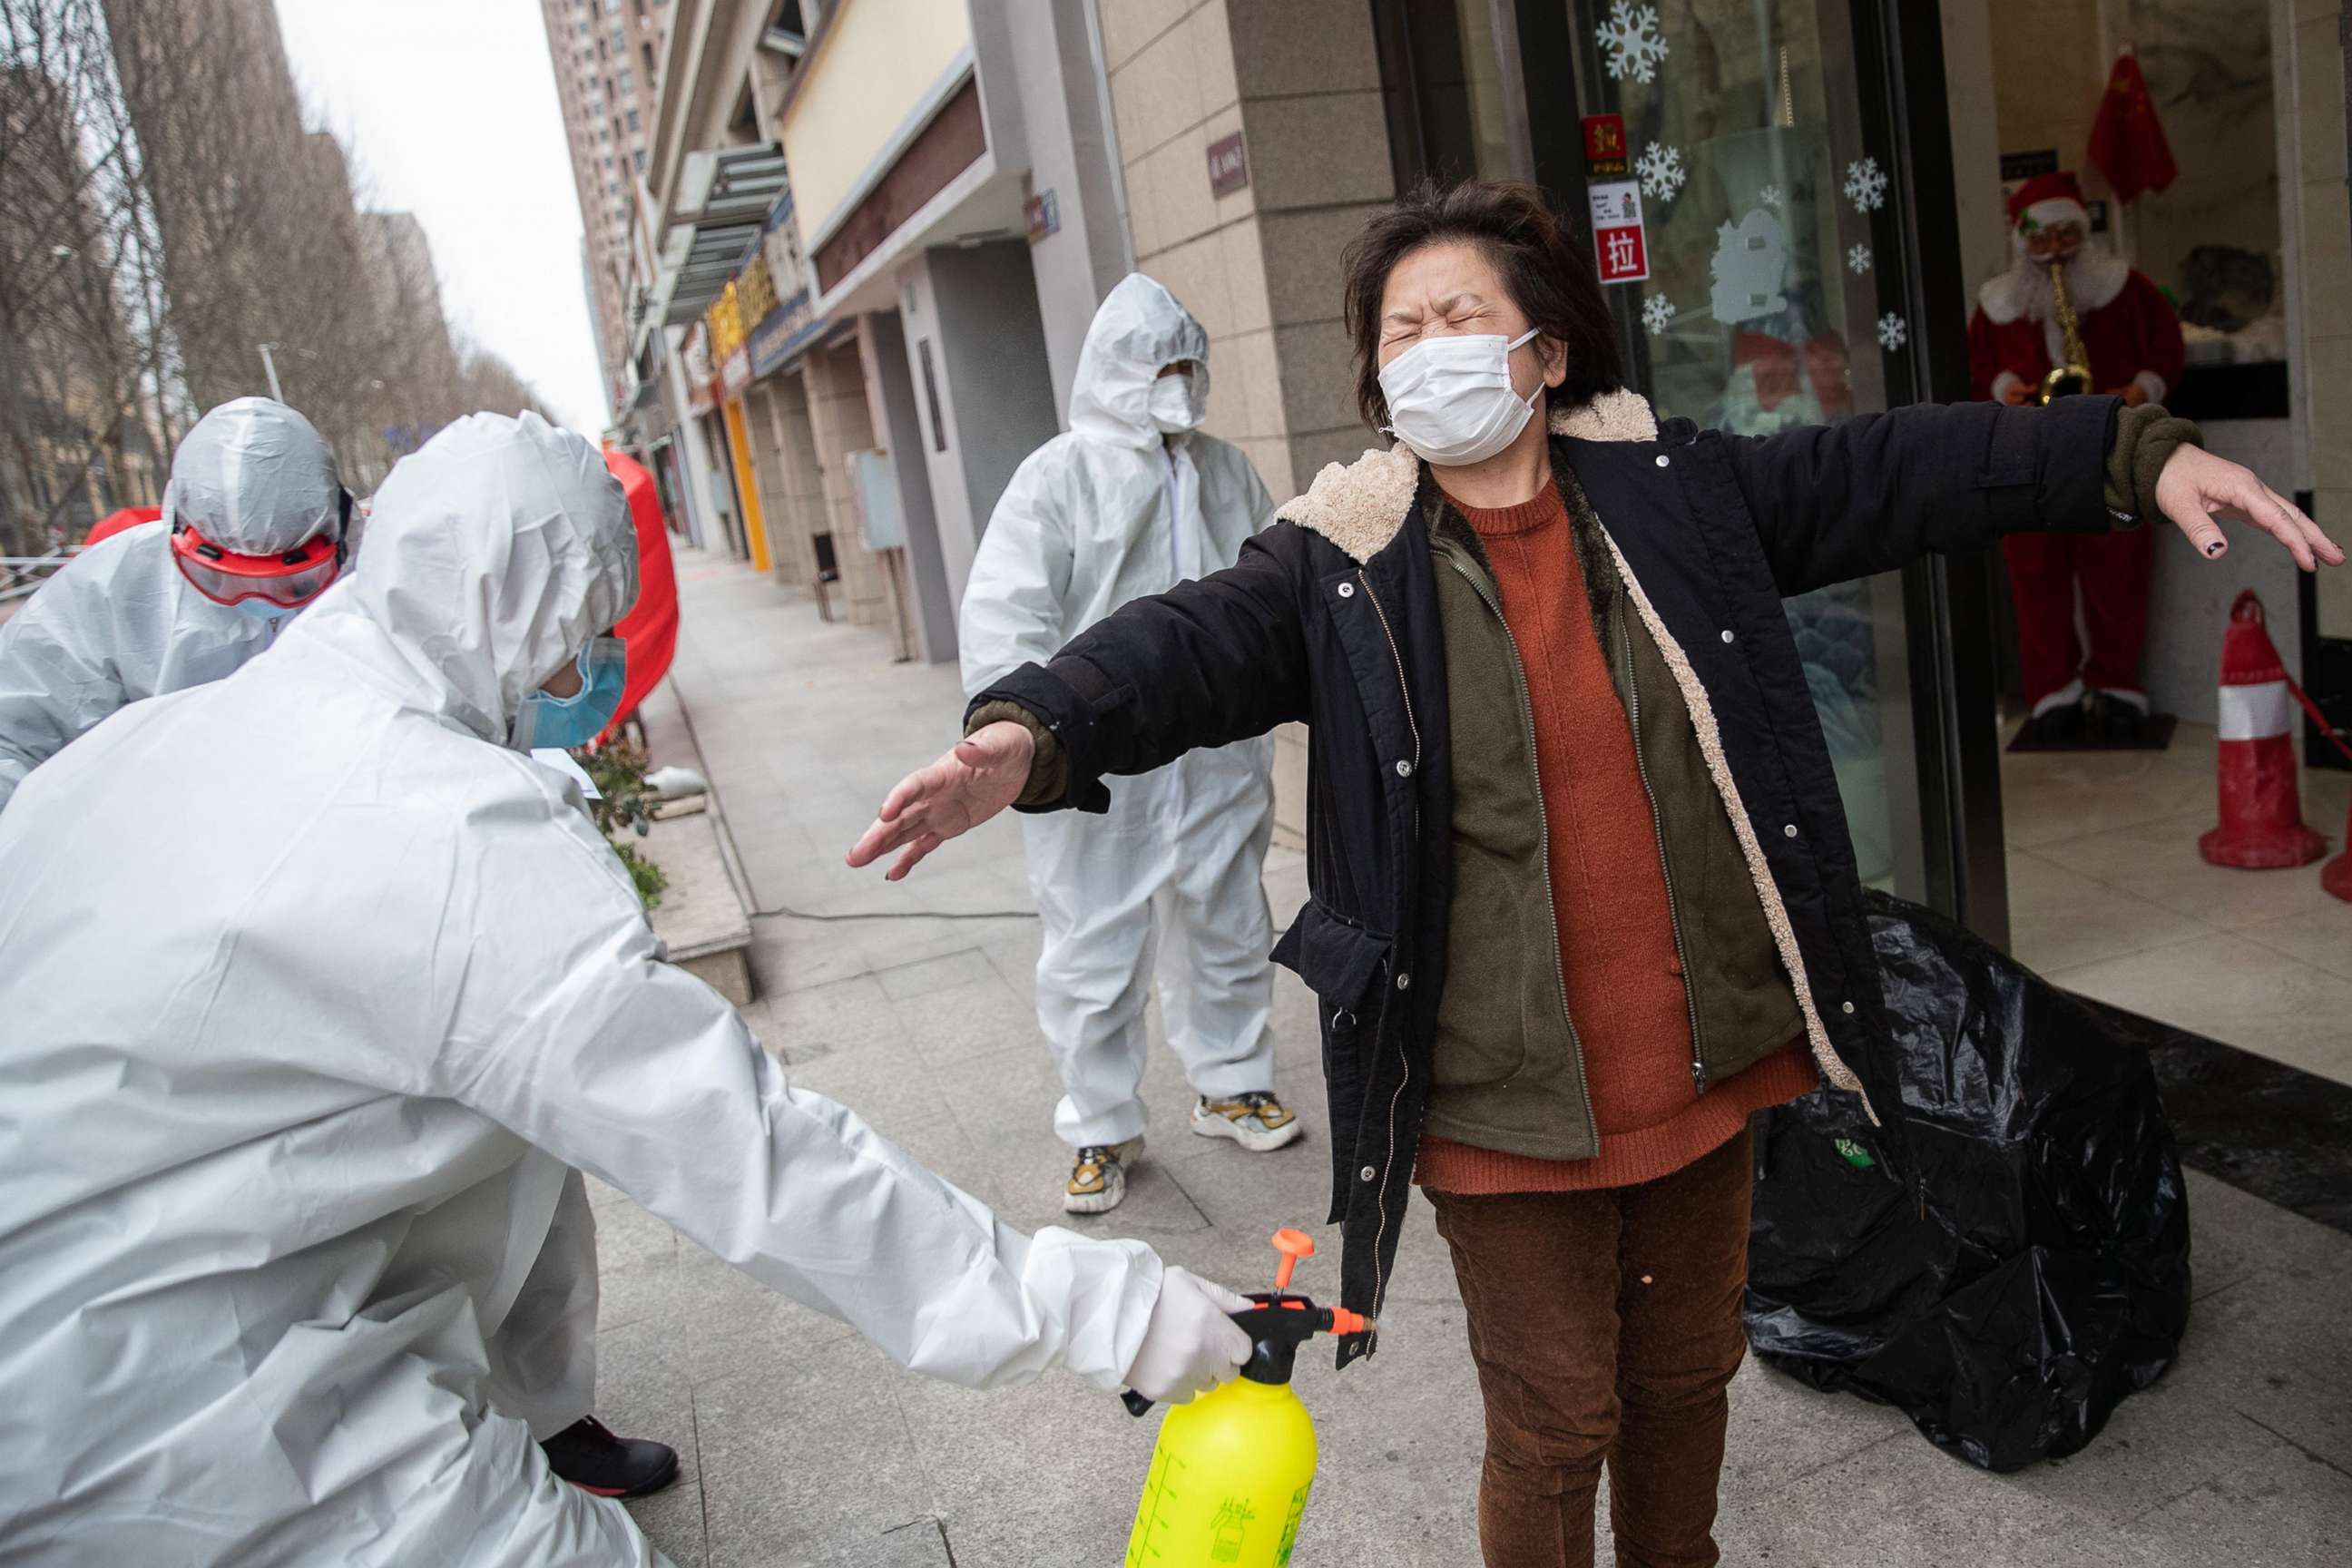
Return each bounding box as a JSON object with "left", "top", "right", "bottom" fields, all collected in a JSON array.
[{"left": 2006, "top": 171, "right": 2091, "bottom": 235}]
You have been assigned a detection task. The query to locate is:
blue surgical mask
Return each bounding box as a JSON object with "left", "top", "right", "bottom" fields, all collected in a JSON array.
[
  {"left": 510, "top": 636, "right": 627, "bottom": 751},
  {"left": 234, "top": 599, "right": 298, "bottom": 627}
]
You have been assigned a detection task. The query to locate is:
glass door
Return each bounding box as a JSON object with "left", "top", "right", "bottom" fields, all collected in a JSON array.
[{"left": 1566, "top": 0, "right": 1931, "bottom": 902}]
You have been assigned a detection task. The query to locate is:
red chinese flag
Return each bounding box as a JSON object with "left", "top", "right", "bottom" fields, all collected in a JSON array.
[{"left": 2087, "top": 52, "right": 2177, "bottom": 203}]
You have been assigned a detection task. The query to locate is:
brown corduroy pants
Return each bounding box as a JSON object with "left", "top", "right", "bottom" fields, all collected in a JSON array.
[{"left": 1426, "top": 1127, "right": 1753, "bottom": 1568}]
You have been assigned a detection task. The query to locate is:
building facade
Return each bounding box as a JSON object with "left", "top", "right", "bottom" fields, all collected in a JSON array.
[{"left": 610, "top": 0, "right": 2351, "bottom": 951}]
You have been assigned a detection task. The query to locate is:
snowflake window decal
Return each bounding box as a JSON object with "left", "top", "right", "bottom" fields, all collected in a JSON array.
[
  {"left": 1642, "top": 295, "right": 1677, "bottom": 337},
  {"left": 1636, "top": 142, "right": 1685, "bottom": 203},
  {"left": 1877, "top": 312, "right": 1908, "bottom": 353},
  {"left": 1844, "top": 157, "right": 1887, "bottom": 214},
  {"left": 1759, "top": 184, "right": 1782, "bottom": 208},
  {"left": 1596, "top": 3, "right": 1671, "bottom": 84},
  {"left": 1847, "top": 244, "right": 1873, "bottom": 276}
]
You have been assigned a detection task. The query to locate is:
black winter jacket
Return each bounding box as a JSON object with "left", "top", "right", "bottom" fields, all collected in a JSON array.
[{"left": 972, "top": 389, "right": 2123, "bottom": 1367}]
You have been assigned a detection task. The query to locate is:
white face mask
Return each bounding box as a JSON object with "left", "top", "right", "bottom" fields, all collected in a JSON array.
[
  {"left": 1147, "top": 368, "right": 1207, "bottom": 434},
  {"left": 1377, "top": 328, "right": 1541, "bottom": 466}
]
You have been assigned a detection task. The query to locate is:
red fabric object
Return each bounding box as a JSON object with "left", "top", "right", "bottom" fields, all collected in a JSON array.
[
  {"left": 80, "top": 505, "right": 162, "bottom": 549},
  {"left": 600, "top": 449, "right": 679, "bottom": 743},
  {"left": 1414, "top": 479, "right": 1817, "bottom": 1195},
  {"left": 1730, "top": 333, "right": 1855, "bottom": 419},
  {"left": 1967, "top": 269, "right": 2183, "bottom": 402},
  {"left": 2087, "top": 53, "right": 2178, "bottom": 204},
  {"left": 2003, "top": 525, "right": 2154, "bottom": 710},
  {"left": 2200, "top": 591, "right": 2326, "bottom": 868},
  {"left": 2005, "top": 170, "right": 2088, "bottom": 227}
]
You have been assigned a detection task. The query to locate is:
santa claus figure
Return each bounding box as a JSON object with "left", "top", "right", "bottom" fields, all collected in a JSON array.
[{"left": 1969, "top": 170, "right": 2184, "bottom": 745}]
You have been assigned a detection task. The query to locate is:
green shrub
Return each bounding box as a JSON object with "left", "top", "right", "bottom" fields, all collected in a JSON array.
[{"left": 575, "top": 739, "right": 668, "bottom": 909}]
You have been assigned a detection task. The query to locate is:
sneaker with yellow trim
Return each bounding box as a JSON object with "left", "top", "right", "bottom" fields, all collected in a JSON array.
[
  {"left": 1191, "top": 1091, "right": 1303, "bottom": 1153},
  {"left": 1063, "top": 1137, "right": 1141, "bottom": 1214}
]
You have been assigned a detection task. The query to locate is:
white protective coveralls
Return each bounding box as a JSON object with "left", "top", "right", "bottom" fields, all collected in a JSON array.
[
  {"left": 0, "top": 397, "right": 344, "bottom": 813},
  {"left": 0, "top": 413, "right": 1161, "bottom": 1566},
  {"left": 959, "top": 274, "right": 1280, "bottom": 1150}
]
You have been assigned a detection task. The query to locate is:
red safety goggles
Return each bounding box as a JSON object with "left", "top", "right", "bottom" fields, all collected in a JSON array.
[{"left": 170, "top": 519, "right": 344, "bottom": 610}]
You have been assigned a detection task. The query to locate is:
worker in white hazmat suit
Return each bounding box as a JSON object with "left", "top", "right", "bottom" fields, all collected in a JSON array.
[
  {"left": 0, "top": 412, "right": 1251, "bottom": 1566},
  {"left": 958, "top": 274, "right": 1295, "bottom": 1216},
  {"left": 0, "top": 397, "right": 348, "bottom": 814},
  {"left": 0, "top": 397, "right": 656, "bottom": 1493}
]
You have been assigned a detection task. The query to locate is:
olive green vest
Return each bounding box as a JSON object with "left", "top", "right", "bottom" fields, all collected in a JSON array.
[{"left": 1420, "top": 456, "right": 1803, "bottom": 1161}]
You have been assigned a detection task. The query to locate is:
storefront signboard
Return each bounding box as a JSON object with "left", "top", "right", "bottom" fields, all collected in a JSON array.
[
  {"left": 1024, "top": 188, "right": 1060, "bottom": 242},
  {"left": 1582, "top": 113, "right": 1630, "bottom": 177},
  {"left": 1207, "top": 132, "right": 1249, "bottom": 197},
  {"left": 1587, "top": 179, "right": 1649, "bottom": 285}
]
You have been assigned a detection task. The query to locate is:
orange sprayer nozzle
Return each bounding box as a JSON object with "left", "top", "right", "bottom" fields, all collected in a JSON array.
[
  {"left": 1269, "top": 1227, "right": 1314, "bottom": 1291},
  {"left": 1328, "top": 1308, "right": 1375, "bottom": 1337}
]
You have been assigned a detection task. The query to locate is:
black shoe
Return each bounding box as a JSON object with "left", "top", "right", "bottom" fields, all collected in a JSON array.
[
  {"left": 2087, "top": 691, "right": 2146, "bottom": 745},
  {"left": 540, "top": 1415, "right": 680, "bottom": 1499},
  {"left": 2025, "top": 700, "right": 2087, "bottom": 746}
]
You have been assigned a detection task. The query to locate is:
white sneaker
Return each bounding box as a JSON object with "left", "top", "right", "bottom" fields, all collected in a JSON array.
[
  {"left": 1191, "top": 1092, "right": 1304, "bottom": 1153},
  {"left": 1064, "top": 1137, "right": 1142, "bottom": 1214}
]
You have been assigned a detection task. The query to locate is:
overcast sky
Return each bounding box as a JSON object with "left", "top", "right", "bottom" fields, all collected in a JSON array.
[{"left": 270, "top": 0, "right": 608, "bottom": 433}]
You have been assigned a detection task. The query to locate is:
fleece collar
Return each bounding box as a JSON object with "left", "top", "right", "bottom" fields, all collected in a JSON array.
[{"left": 1280, "top": 389, "right": 1659, "bottom": 564}]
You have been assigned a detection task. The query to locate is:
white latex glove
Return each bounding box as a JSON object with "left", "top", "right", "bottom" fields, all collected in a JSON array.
[{"left": 1123, "top": 1267, "right": 1255, "bottom": 1405}]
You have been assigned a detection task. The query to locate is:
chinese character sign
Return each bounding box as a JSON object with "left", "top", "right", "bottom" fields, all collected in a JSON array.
[{"left": 1587, "top": 180, "right": 1649, "bottom": 284}]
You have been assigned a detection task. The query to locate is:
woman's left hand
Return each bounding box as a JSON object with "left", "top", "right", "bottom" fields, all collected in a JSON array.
[{"left": 2154, "top": 446, "right": 2345, "bottom": 572}]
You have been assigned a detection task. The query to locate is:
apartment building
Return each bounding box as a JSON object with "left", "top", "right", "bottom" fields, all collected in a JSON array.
[{"left": 538, "top": 0, "right": 673, "bottom": 415}]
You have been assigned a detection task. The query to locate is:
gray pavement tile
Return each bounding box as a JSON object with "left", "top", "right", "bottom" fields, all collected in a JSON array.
[
  {"left": 2103, "top": 1410, "right": 2352, "bottom": 1567},
  {"left": 695, "top": 1335, "right": 938, "bottom": 1568},
  {"left": 889, "top": 1367, "right": 1151, "bottom": 1566},
  {"left": 1296, "top": 1298, "right": 1484, "bottom": 1564},
  {"left": 872, "top": 946, "right": 998, "bottom": 1001},
  {"left": 976, "top": 927, "right": 1044, "bottom": 995},
  {"left": 891, "top": 976, "right": 1044, "bottom": 1067},
  {"left": 2182, "top": 1167, "right": 2337, "bottom": 1303},
  {"left": 1718, "top": 1366, "right": 1916, "bottom": 1515},
  {"left": 747, "top": 921, "right": 879, "bottom": 997},
  {"left": 1720, "top": 1418, "right": 2131, "bottom": 1568},
  {"left": 775, "top": 1034, "right": 957, "bottom": 1133},
  {"left": 598, "top": 1251, "right": 682, "bottom": 1336},
  {"left": 594, "top": 1320, "right": 709, "bottom": 1566},
  {"left": 757, "top": 973, "right": 906, "bottom": 1063},
  {"left": 589, "top": 1180, "right": 684, "bottom": 1270},
  {"left": 662, "top": 1246, "right": 864, "bottom": 1382}
]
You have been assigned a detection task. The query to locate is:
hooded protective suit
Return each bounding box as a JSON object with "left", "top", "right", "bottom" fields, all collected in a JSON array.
[
  {"left": 0, "top": 413, "right": 1161, "bottom": 1566},
  {"left": 959, "top": 275, "right": 1279, "bottom": 1150},
  {"left": 0, "top": 397, "right": 344, "bottom": 813}
]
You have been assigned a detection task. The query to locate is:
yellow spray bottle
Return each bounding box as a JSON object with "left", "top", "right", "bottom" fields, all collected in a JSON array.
[{"left": 1122, "top": 1229, "right": 1373, "bottom": 1567}]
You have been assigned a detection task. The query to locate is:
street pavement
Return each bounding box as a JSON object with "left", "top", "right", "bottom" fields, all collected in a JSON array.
[{"left": 594, "top": 547, "right": 2352, "bottom": 1567}]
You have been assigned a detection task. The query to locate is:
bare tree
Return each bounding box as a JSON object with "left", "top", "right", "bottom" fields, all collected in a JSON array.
[
  {"left": 1, "top": 0, "right": 172, "bottom": 556},
  {"left": 5, "top": 0, "right": 567, "bottom": 569}
]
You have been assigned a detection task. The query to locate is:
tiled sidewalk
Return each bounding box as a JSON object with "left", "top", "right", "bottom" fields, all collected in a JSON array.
[{"left": 596, "top": 550, "right": 2351, "bottom": 1567}]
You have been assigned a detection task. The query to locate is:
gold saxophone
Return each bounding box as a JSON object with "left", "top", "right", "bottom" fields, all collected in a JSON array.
[{"left": 2038, "top": 258, "right": 2093, "bottom": 403}]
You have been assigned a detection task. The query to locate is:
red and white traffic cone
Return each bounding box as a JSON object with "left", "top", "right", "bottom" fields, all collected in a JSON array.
[
  {"left": 2198, "top": 591, "right": 2327, "bottom": 869},
  {"left": 2325, "top": 812, "right": 2352, "bottom": 903}
]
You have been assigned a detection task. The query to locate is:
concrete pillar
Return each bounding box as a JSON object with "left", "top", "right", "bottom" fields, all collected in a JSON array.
[
  {"left": 898, "top": 241, "right": 1063, "bottom": 603},
  {"left": 859, "top": 308, "right": 958, "bottom": 665},
  {"left": 799, "top": 333, "right": 887, "bottom": 629}
]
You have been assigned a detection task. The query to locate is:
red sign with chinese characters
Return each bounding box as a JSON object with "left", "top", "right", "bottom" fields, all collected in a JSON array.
[
  {"left": 1583, "top": 113, "right": 1631, "bottom": 177},
  {"left": 1587, "top": 180, "right": 1648, "bottom": 285}
]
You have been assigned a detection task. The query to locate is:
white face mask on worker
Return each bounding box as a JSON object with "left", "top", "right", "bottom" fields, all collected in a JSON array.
[{"left": 1377, "top": 328, "right": 1541, "bottom": 466}]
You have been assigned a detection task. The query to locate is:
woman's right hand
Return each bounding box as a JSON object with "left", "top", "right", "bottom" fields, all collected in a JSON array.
[{"left": 846, "top": 720, "right": 1036, "bottom": 881}]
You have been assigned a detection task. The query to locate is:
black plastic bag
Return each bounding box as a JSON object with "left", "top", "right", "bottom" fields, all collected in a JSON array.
[{"left": 1744, "top": 891, "right": 2191, "bottom": 1472}]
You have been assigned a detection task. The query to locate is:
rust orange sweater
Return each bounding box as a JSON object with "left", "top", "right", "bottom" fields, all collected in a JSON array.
[{"left": 1416, "top": 480, "right": 1816, "bottom": 1194}]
